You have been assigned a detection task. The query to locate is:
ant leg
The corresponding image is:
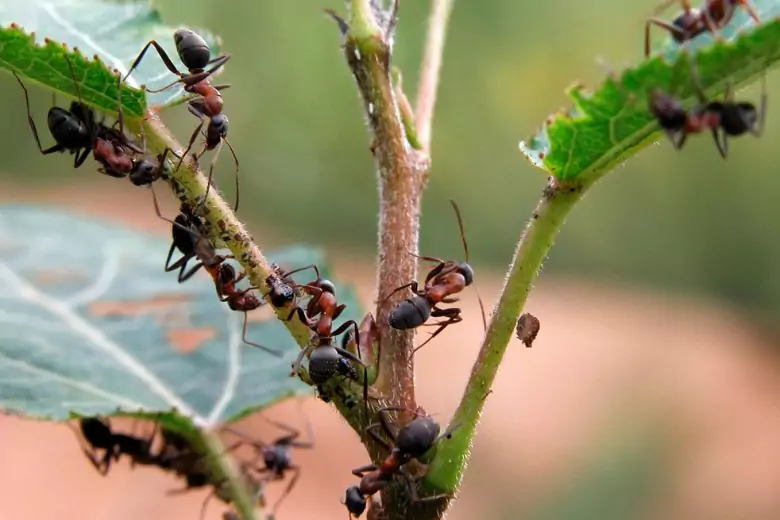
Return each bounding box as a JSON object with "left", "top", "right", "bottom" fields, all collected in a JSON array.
[
  {"left": 223, "top": 138, "right": 240, "bottom": 212},
  {"left": 178, "top": 261, "right": 205, "bottom": 282},
  {"left": 742, "top": 0, "right": 761, "bottom": 23},
  {"left": 413, "top": 309, "right": 462, "bottom": 353},
  {"left": 351, "top": 464, "right": 379, "bottom": 478},
  {"left": 198, "top": 490, "right": 216, "bottom": 520},
  {"left": 176, "top": 115, "right": 206, "bottom": 172},
  {"left": 332, "top": 303, "right": 347, "bottom": 322},
  {"left": 644, "top": 18, "right": 689, "bottom": 58},
  {"left": 711, "top": 128, "right": 728, "bottom": 159},
  {"left": 366, "top": 423, "right": 394, "bottom": 451},
  {"left": 751, "top": 73, "right": 768, "bottom": 137},
  {"left": 330, "top": 320, "right": 361, "bottom": 341},
  {"left": 206, "top": 54, "right": 232, "bottom": 68},
  {"left": 241, "top": 311, "right": 283, "bottom": 357},
  {"left": 12, "top": 72, "right": 65, "bottom": 156},
  {"left": 282, "top": 264, "right": 322, "bottom": 281},
  {"left": 124, "top": 40, "right": 183, "bottom": 83},
  {"left": 269, "top": 466, "right": 301, "bottom": 518},
  {"left": 290, "top": 343, "right": 316, "bottom": 377},
  {"left": 74, "top": 147, "right": 92, "bottom": 168},
  {"left": 379, "top": 281, "right": 418, "bottom": 303},
  {"left": 285, "top": 306, "right": 309, "bottom": 324}
]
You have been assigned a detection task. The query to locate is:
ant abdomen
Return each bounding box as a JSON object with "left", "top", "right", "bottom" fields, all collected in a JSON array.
[
  {"left": 388, "top": 296, "right": 432, "bottom": 329},
  {"left": 308, "top": 346, "right": 345, "bottom": 384},
  {"left": 720, "top": 102, "right": 758, "bottom": 135},
  {"left": 174, "top": 29, "right": 211, "bottom": 70},
  {"left": 457, "top": 261, "right": 475, "bottom": 285},
  {"left": 395, "top": 417, "right": 441, "bottom": 459},
  {"left": 48, "top": 107, "right": 90, "bottom": 148},
  {"left": 344, "top": 486, "right": 367, "bottom": 517}
]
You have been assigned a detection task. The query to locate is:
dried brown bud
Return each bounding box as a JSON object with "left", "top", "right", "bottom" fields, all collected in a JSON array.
[{"left": 516, "top": 313, "right": 540, "bottom": 348}]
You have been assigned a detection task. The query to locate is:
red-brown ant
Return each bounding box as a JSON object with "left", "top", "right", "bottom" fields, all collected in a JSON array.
[
  {"left": 151, "top": 191, "right": 281, "bottom": 356},
  {"left": 644, "top": 0, "right": 760, "bottom": 58},
  {"left": 383, "top": 200, "right": 487, "bottom": 352},
  {"left": 225, "top": 408, "right": 315, "bottom": 518},
  {"left": 343, "top": 407, "right": 456, "bottom": 518},
  {"left": 124, "top": 29, "right": 239, "bottom": 211},
  {"left": 649, "top": 54, "right": 766, "bottom": 158}
]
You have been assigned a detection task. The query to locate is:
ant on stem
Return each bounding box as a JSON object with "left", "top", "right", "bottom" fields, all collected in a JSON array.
[
  {"left": 382, "top": 200, "right": 487, "bottom": 352},
  {"left": 124, "top": 29, "right": 239, "bottom": 211},
  {"left": 644, "top": 0, "right": 761, "bottom": 58},
  {"left": 343, "top": 407, "right": 457, "bottom": 518},
  {"left": 69, "top": 417, "right": 159, "bottom": 475}
]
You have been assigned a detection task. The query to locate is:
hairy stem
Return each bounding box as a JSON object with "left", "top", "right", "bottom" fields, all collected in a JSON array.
[
  {"left": 199, "top": 430, "right": 262, "bottom": 520},
  {"left": 416, "top": 0, "right": 455, "bottom": 154},
  {"left": 425, "top": 177, "right": 586, "bottom": 492},
  {"left": 342, "top": 2, "right": 427, "bottom": 412}
]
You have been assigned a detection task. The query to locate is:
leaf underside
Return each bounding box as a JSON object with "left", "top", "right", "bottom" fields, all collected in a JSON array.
[
  {"left": 0, "top": 206, "right": 363, "bottom": 427},
  {"left": 0, "top": 0, "right": 222, "bottom": 116},
  {"left": 519, "top": 2, "right": 780, "bottom": 183}
]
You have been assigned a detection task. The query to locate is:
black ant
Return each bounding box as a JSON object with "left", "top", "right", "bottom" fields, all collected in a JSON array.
[
  {"left": 343, "top": 407, "right": 456, "bottom": 518},
  {"left": 649, "top": 54, "right": 766, "bottom": 158},
  {"left": 14, "top": 54, "right": 101, "bottom": 169},
  {"left": 383, "top": 200, "right": 487, "bottom": 352},
  {"left": 264, "top": 263, "right": 299, "bottom": 308},
  {"left": 644, "top": 0, "right": 760, "bottom": 57},
  {"left": 124, "top": 29, "right": 239, "bottom": 211},
  {"left": 69, "top": 417, "right": 158, "bottom": 475},
  {"left": 226, "top": 407, "right": 315, "bottom": 518}
]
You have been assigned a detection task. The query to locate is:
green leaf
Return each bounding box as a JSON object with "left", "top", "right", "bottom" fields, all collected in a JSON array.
[
  {"left": 519, "top": 2, "right": 780, "bottom": 183},
  {"left": 0, "top": 206, "right": 363, "bottom": 427},
  {"left": 0, "top": 0, "right": 222, "bottom": 115}
]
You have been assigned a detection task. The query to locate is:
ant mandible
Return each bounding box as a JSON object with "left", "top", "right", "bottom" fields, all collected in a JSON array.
[
  {"left": 124, "top": 29, "right": 239, "bottom": 211},
  {"left": 383, "top": 200, "right": 487, "bottom": 352},
  {"left": 343, "top": 407, "right": 456, "bottom": 518},
  {"left": 649, "top": 53, "right": 766, "bottom": 158},
  {"left": 644, "top": 0, "right": 760, "bottom": 58},
  {"left": 225, "top": 406, "right": 315, "bottom": 519}
]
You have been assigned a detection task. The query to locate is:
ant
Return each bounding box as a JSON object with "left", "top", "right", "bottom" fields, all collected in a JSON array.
[
  {"left": 649, "top": 53, "right": 766, "bottom": 158},
  {"left": 124, "top": 29, "right": 239, "bottom": 211},
  {"left": 264, "top": 263, "right": 299, "bottom": 308},
  {"left": 284, "top": 264, "right": 348, "bottom": 339},
  {"left": 644, "top": 0, "right": 761, "bottom": 58},
  {"left": 69, "top": 417, "right": 158, "bottom": 475},
  {"left": 151, "top": 192, "right": 281, "bottom": 356},
  {"left": 225, "top": 407, "right": 315, "bottom": 518},
  {"left": 343, "top": 407, "right": 456, "bottom": 518},
  {"left": 383, "top": 200, "right": 487, "bottom": 352},
  {"left": 14, "top": 55, "right": 102, "bottom": 169}
]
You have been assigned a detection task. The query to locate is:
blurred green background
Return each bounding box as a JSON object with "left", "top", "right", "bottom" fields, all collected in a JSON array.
[
  {"left": 3, "top": 0, "right": 780, "bottom": 321},
  {"left": 2, "top": 2, "right": 780, "bottom": 520}
]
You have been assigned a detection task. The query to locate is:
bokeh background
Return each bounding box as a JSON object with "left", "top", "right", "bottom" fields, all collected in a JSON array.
[{"left": 3, "top": 0, "right": 780, "bottom": 519}]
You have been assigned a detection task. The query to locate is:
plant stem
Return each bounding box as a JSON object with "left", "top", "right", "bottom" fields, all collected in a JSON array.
[
  {"left": 342, "top": 1, "right": 427, "bottom": 412},
  {"left": 199, "top": 429, "right": 261, "bottom": 520},
  {"left": 416, "top": 0, "right": 455, "bottom": 154},
  {"left": 424, "top": 177, "right": 587, "bottom": 491},
  {"left": 130, "top": 112, "right": 313, "bottom": 349}
]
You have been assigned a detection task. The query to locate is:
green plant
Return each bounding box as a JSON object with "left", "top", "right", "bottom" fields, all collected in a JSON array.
[{"left": 1, "top": 0, "right": 779, "bottom": 519}]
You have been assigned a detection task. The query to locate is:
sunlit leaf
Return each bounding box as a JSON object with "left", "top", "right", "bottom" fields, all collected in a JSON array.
[
  {"left": 0, "top": 206, "right": 363, "bottom": 427},
  {"left": 520, "top": 2, "right": 780, "bottom": 183},
  {"left": 0, "top": 0, "right": 223, "bottom": 115}
]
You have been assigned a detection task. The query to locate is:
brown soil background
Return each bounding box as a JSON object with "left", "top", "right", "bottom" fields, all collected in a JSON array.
[{"left": 3, "top": 180, "right": 780, "bottom": 520}]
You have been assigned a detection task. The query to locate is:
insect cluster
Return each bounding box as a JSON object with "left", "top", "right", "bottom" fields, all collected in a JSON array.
[
  {"left": 643, "top": 0, "right": 766, "bottom": 156},
  {"left": 12, "top": 23, "right": 502, "bottom": 519}
]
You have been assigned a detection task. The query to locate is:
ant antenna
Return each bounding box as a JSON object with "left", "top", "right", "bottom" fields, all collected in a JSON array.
[
  {"left": 448, "top": 199, "right": 487, "bottom": 333},
  {"left": 62, "top": 54, "right": 84, "bottom": 105}
]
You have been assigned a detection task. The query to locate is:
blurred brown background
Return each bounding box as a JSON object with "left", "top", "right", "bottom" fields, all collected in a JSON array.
[{"left": 3, "top": 0, "right": 780, "bottom": 518}]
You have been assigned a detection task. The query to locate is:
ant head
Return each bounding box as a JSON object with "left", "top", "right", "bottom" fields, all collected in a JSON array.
[
  {"left": 395, "top": 415, "right": 441, "bottom": 459},
  {"left": 316, "top": 279, "right": 337, "bottom": 295},
  {"left": 648, "top": 88, "right": 687, "bottom": 131},
  {"left": 343, "top": 486, "right": 367, "bottom": 517},
  {"left": 174, "top": 29, "right": 211, "bottom": 70},
  {"left": 129, "top": 159, "right": 157, "bottom": 186},
  {"left": 210, "top": 114, "right": 229, "bottom": 139},
  {"left": 457, "top": 262, "right": 474, "bottom": 286},
  {"left": 80, "top": 417, "right": 112, "bottom": 443}
]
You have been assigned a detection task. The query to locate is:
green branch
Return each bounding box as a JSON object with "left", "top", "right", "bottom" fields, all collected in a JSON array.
[{"left": 425, "top": 177, "right": 586, "bottom": 491}]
